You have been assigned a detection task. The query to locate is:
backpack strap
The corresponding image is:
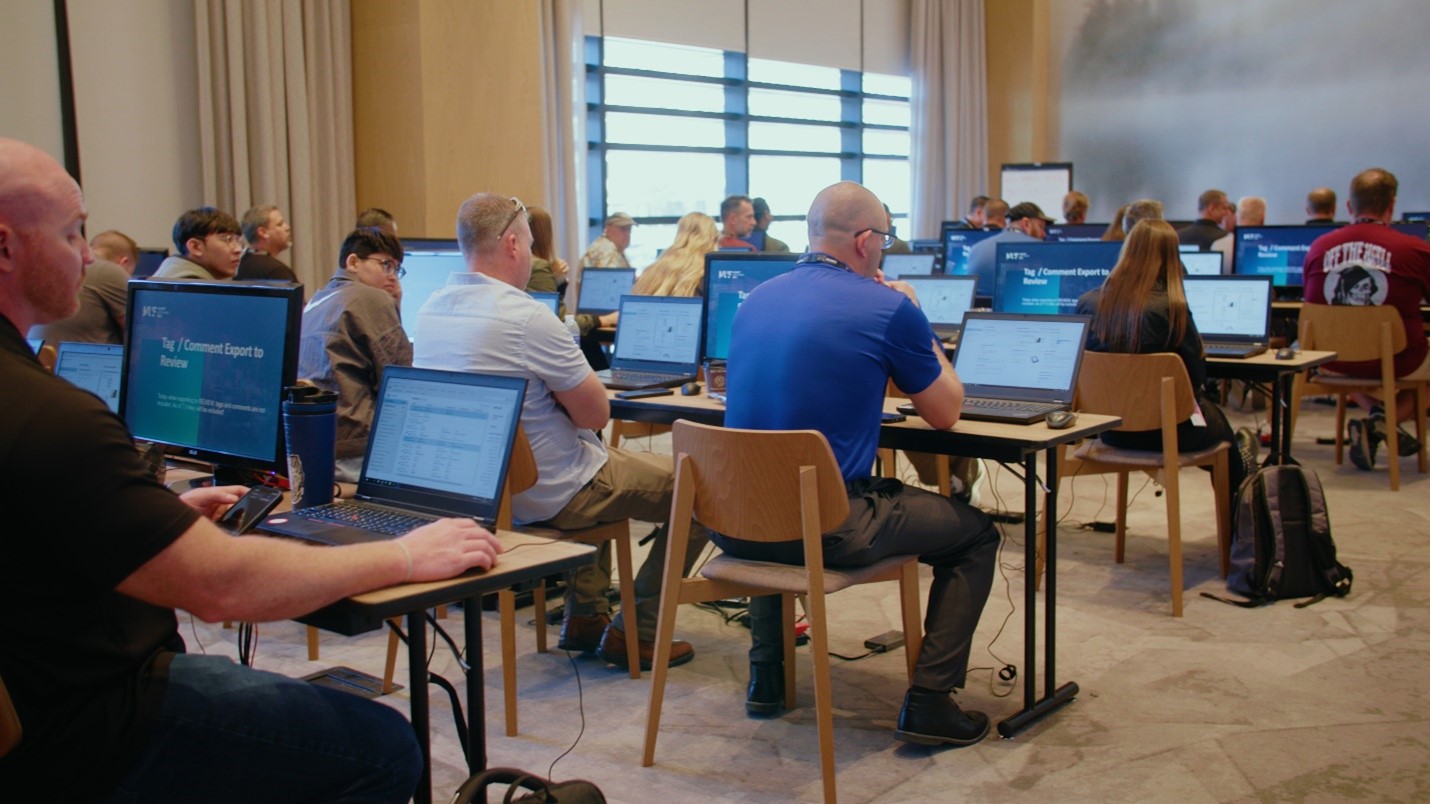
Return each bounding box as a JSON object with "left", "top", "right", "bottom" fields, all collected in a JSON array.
[
  {"left": 1199, "top": 591, "right": 1274, "bottom": 608},
  {"left": 1296, "top": 468, "right": 1354, "bottom": 601},
  {"left": 1262, "top": 468, "right": 1289, "bottom": 598}
]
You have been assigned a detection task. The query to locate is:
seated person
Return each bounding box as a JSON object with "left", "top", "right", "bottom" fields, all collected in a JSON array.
[
  {"left": 0, "top": 136, "right": 500, "bottom": 802},
  {"left": 527, "top": 206, "right": 617, "bottom": 333},
  {"left": 631, "top": 211, "right": 718, "bottom": 297},
  {"left": 153, "top": 206, "right": 243, "bottom": 280},
  {"left": 720, "top": 180, "right": 1001, "bottom": 747},
  {"left": 414, "top": 193, "right": 709, "bottom": 670},
  {"left": 236, "top": 204, "right": 299, "bottom": 283},
  {"left": 717, "top": 195, "right": 758, "bottom": 252},
  {"left": 1303, "top": 168, "right": 1430, "bottom": 468},
  {"left": 299, "top": 227, "right": 412, "bottom": 481},
  {"left": 1075, "top": 219, "right": 1248, "bottom": 500},
  {"left": 581, "top": 212, "right": 634, "bottom": 268}
]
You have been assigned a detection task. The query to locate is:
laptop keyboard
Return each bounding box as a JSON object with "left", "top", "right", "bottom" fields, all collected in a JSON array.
[
  {"left": 602, "top": 369, "right": 680, "bottom": 387},
  {"left": 962, "top": 398, "right": 1064, "bottom": 417},
  {"left": 299, "top": 502, "right": 438, "bottom": 536},
  {"left": 1204, "top": 342, "right": 1268, "bottom": 358}
]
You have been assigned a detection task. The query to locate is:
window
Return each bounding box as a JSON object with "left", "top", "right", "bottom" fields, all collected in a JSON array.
[{"left": 587, "top": 36, "right": 911, "bottom": 268}]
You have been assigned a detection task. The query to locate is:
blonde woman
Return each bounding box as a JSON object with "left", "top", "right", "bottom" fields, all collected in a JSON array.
[{"left": 631, "top": 212, "right": 718, "bottom": 297}]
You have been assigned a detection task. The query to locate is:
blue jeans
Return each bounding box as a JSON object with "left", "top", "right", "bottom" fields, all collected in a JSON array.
[{"left": 105, "top": 654, "right": 421, "bottom": 803}]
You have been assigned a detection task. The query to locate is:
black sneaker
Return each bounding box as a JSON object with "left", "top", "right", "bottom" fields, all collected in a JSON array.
[
  {"left": 894, "top": 689, "right": 990, "bottom": 747},
  {"left": 1347, "top": 418, "right": 1376, "bottom": 470},
  {"left": 1235, "top": 427, "right": 1260, "bottom": 477},
  {"left": 1370, "top": 413, "right": 1421, "bottom": 457}
]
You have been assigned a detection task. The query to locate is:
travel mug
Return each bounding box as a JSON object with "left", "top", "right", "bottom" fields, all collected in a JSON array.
[{"left": 282, "top": 386, "right": 337, "bottom": 509}]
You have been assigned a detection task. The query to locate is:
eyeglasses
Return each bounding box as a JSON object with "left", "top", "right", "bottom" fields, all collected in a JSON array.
[
  {"left": 854, "top": 228, "right": 896, "bottom": 251},
  {"left": 210, "top": 233, "right": 242, "bottom": 246},
  {"left": 364, "top": 256, "right": 406, "bottom": 279},
  {"left": 498, "top": 196, "right": 527, "bottom": 239}
]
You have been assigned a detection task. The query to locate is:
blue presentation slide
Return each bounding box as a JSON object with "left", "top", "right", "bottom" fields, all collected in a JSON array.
[
  {"left": 1234, "top": 226, "right": 1336, "bottom": 286},
  {"left": 993, "top": 241, "right": 1121, "bottom": 315},
  {"left": 704, "top": 257, "right": 797, "bottom": 360},
  {"left": 942, "top": 229, "right": 998, "bottom": 293}
]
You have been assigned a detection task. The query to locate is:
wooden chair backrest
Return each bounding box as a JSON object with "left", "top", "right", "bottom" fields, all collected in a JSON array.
[
  {"left": 1299, "top": 304, "right": 1405, "bottom": 363},
  {"left": 0, "top": 674, "right": 20, "bottom": 758},
  {"left": 497, "top": 424, "right": 540, "bottom": 531},
  {"left": 1076, "top": 352, "right": 1196, "bottom": 432},
  {"left": 671, "top": 419, "right": 849, "bottom": 542},
  {"left": 37, "top": 343, "right": 57, "bottom": 373}
]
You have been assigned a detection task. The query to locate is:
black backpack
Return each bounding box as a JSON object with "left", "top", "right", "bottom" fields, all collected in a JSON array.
[{"left": 1203, "top": 465, "right": 1353, "bottom": 608}]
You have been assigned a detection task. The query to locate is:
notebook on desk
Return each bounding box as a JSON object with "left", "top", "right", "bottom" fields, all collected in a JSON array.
[
  {"left": 901, "top": 275, "right": 978, "bottom": 340},
  {"left": 1184, "top": 276, "right": 1272, "bottom": 359},
  {"left": 596, "top": 295, "right": 703, "bottom": 390},
  {"left": 54, "top": 342, "right": 124, "bottom": 413},
  {"left": 949, "top": 312, "right": 1091, "bottom": 424},
  {"left": 258, "top": 366, "right": 527, "bottom": 546},
  {"left": 576, "top": 267, "right": 636, "bottom": 314}
]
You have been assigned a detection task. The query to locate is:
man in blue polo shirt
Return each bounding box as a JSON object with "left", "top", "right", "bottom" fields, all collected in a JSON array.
[{"left": 718, "top": 181, "right": 1000, "bottom": 747}]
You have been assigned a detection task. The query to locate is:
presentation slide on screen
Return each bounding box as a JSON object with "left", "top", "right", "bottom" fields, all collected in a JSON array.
[
  {"left": 1234, "top": 227, "right": 1332, "bottom": 286},
  {"left": 705, "top": 259, "right": 797, "bottom": 359},
  {"left": 125, "top": 291, "right": 288, "bottom": 461},
  {"left": 994, "top": 242, "right": 1120, "bottom": 315}
]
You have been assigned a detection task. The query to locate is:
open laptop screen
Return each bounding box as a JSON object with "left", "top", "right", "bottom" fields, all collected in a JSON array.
[
  {"left": 953, "top": 313, "right": 1089, "bottom": 401},
  {"left": 577, "top": 268, "right": 636, "bottom": 314},
  {"left": 881, "top": 252, "right": 937, "bottom": 279},
  {"left": 1183, "top": 276, "right": 1272, "bottom": 340},
  {"left": 901, "top": 276, "right": 977, "bottom": 336},
  {"left": 55, "top": 342, "right": 125, "bottom": 413},
  {"left": 1180, "top": 251, "right": 1223, "bottom": 276},
  {"left": 612, "top": 295, "right": 704, "bottom": 369},
  {"left": 360, "top": 367, "right": 526, "bottom": 517}
]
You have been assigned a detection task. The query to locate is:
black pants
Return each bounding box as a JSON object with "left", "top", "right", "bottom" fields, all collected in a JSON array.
[
  {"left": 1099, "top": 395, "right": 1245, "bottom": 501},
  {"left": 710, "top": 477, "right": 1001, "bottom": 692}
]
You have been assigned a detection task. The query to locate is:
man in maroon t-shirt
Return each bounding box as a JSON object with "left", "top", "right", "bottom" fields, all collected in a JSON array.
[{"left": 1303, "top": 167, "right": 1430, "bottom": 469}]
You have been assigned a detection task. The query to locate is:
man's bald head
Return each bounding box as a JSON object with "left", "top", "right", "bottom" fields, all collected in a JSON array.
[
  {"left": 807, "top": 181, "right": 887, "bottom": 275},
  {"left": 0, "top": 138, "right": 92, "bottom": 333},
  {"left": 0, "top": 140, "right": 73, "bottom": 230}
]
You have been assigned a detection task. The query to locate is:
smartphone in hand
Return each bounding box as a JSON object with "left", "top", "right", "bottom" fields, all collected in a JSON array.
[{"left": 215, "top": 485, "right": 284, "bottom": 535}]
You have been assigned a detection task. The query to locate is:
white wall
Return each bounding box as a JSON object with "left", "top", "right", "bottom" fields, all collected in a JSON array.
[
  {"left": 0, "top": 1, "right": 66, "bottom": 164},
  {"left": 68, "top": 0, "right": 204, "bottom": 251}
]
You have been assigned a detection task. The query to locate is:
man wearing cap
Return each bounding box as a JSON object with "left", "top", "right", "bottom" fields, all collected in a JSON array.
[
  {"left": 964, "top": 201, "right": 1051, "bottom": 290},
  {"left": 581, "top": 213, "right": 634, "bottom": 268}
]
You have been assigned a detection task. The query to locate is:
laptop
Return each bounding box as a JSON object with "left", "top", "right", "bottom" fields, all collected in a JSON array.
[
  {"left": 948, "top": 312, "right": 1091, "bottom": 424},
  {"left": 577, "top": 267, "right": 636, "bottom": 315},
  {"left": 54, "top": 342, "right": 125, "bottom": 413},
  {"left": 881, "top": 252, "right": 937, "bottom": 279},
  {"left": 1184, "top": 276, "right": 1272, "bottom": 359},
  {"left": 258, "top": 367, "right": 527, "bottom": 546},
  {"left": 530, "top": 291, "right": 561, "bottom": 316},
  {"left": 1180, "top": 251, "right": 1224, "bottom": 276},
  {"left": 26, "top": 337, "right": 43, "bottom": 354},
  {"left": 596, "top": 295, "right": 703, "bottom": 390},
  {"left": 901, "top": 276, "right": 978, "bottom": 340}
]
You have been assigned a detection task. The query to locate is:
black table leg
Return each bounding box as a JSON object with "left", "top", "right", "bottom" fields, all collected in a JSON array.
[
  {"left": 998, "top": 449, "right": 1079, "bottom": 738},
  {"left": 464, "top": 595, "right": 486, "bottom": 773},
  {"left": 408, "top": 609, "right": 431, "bottom": 804}
]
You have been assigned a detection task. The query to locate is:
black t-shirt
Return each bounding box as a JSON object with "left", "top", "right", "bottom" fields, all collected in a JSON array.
[
  {"left": 0, "top": 318, "right": 199, "bottom": 800},
  {"left": 236, "top": 249, "right": 299, "bottom": 283}
]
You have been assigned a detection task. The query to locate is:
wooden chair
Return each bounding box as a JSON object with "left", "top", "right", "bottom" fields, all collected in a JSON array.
[
  {"left": 1289, "top": 305, "right": 1429, "bottom": 490},
  {"left": 0, "top": 675, "right": 20, "bottom": 758},
  {"left": 380, "top": 426, "right": 640, "bottom": 737},
  {"left": 1038, "top": 352, "right": 1232, "bottom": 617},
  {"left": 36, "top": 343, "right": 57, "bottom": 373},
  {"left": 608, "top": 419, "right": 671, "bottom": 448},
  {"left": 643, "top": 420, "right": 923, "bottom": 804}
]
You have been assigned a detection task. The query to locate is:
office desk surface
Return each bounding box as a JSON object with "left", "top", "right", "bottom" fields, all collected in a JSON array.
[{"left": 1205, "top": 348, "right": 1337, "bottom": 377}]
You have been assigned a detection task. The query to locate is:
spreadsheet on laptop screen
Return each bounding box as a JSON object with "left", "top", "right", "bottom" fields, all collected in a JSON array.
[{"left": 364, "top": 375, "right": 522, "bottom": 501}]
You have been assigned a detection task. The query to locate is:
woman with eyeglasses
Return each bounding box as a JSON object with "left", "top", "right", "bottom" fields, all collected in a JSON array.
[
  {"left": 1075, "top": 219, "right": 1252, "bottom": 502},
  {"left": 631, "top": 212, "right": 719, "bottom": 297}
]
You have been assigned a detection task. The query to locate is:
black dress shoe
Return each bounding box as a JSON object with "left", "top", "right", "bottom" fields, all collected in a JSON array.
[
  {"left": 746, "top": 663, "right": 785, "bottom": 716},
  {"left": 894, "top": 689, "right": 990, "bottom": 747},
  {"left": 557, "top": 613, "right": 610, "bottom": 653}
]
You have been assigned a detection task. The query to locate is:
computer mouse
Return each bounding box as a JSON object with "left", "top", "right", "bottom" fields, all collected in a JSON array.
[
  {"left": 1045, "top": 410, "right": 1077, "bottom": 429},
  {"left": 1275, "top": 347, "right": 1296, "bottom": 360},
  {"left": 680, "top": 382, "right": 702, "bottom": 396}
]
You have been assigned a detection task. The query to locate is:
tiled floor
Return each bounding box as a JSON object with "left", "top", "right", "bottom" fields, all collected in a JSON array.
[{"left": 186, "top": 398, "right": 1430, "bottom": 802}]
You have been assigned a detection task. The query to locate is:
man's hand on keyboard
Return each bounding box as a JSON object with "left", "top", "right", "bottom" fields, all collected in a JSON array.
[{"left": 400, "top": 518, "right": 504, "bottom": 581}]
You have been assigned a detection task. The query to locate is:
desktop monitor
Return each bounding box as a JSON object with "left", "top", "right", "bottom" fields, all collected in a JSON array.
[
  {"left": 399, "top": 250, "right": 466, "bottom": 339},
  {"left": 702, "top": 252, "right": 800, "bottom": 361},
  {"left": 1391, "top": 221, "right": 1429, "bottom": 240},
  {"left": 909, "top": 238, "right": 941, "bottom": 253},
  {"left": 881, "top": 252, "right": 938, "bottom": 279},
  {"left": 1233, "top": 224, "right": 1337, "bottom": 291},
  {"left": 134, "top": 248, "right": 168, "bottom": 279},
  {"left": 992, "top": 241, "right": 1122, "bottom": 315},
  {"left": 1402, "top": 211, "right": 1430, "bottom": 223},
  {"left": 940, "top": 225, "right": 1000, "bottom": 291},
  {"left": 54, "top": 342, "right": 124, "bottom": 413},
  {"left": 1180, "top": 251, "right": 1224, "bottom": 276},
  {"left": 1044, "top": 223, "right": 1108, "bottom": 242},
  {"left": 121, "top": 279, "right": 302, "bottom": 478},
  {"left": 398, "top": 237, "right": 459, "bottom": 252}
]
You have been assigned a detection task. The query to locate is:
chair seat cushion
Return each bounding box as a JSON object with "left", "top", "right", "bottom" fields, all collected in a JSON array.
[
  {"left": 1073, "top": 438, "right": 1227, "bottom": 468},
  {"left": 700, "top": 553, "right": 913, "bottom": 594}
]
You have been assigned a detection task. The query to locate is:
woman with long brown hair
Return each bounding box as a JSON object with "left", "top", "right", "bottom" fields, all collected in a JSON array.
[{"left": 1075, "top": 219, "right": 1249, "bottom": 495}]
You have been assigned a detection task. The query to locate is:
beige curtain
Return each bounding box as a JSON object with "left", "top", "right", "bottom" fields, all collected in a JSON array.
[
  {"left": 195, "top": 0, "right": 355, "bottom": 289},
  {"left": 538, "top": 0, "right": 587, "bottom": 308},
  {"left": 910, "top": 0, "right": 987, "bottom": 239}
]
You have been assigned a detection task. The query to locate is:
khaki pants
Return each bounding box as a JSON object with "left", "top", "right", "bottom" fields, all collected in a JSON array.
[{"left": 540, "top": 447, "right": 709, "bottom": 641}]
